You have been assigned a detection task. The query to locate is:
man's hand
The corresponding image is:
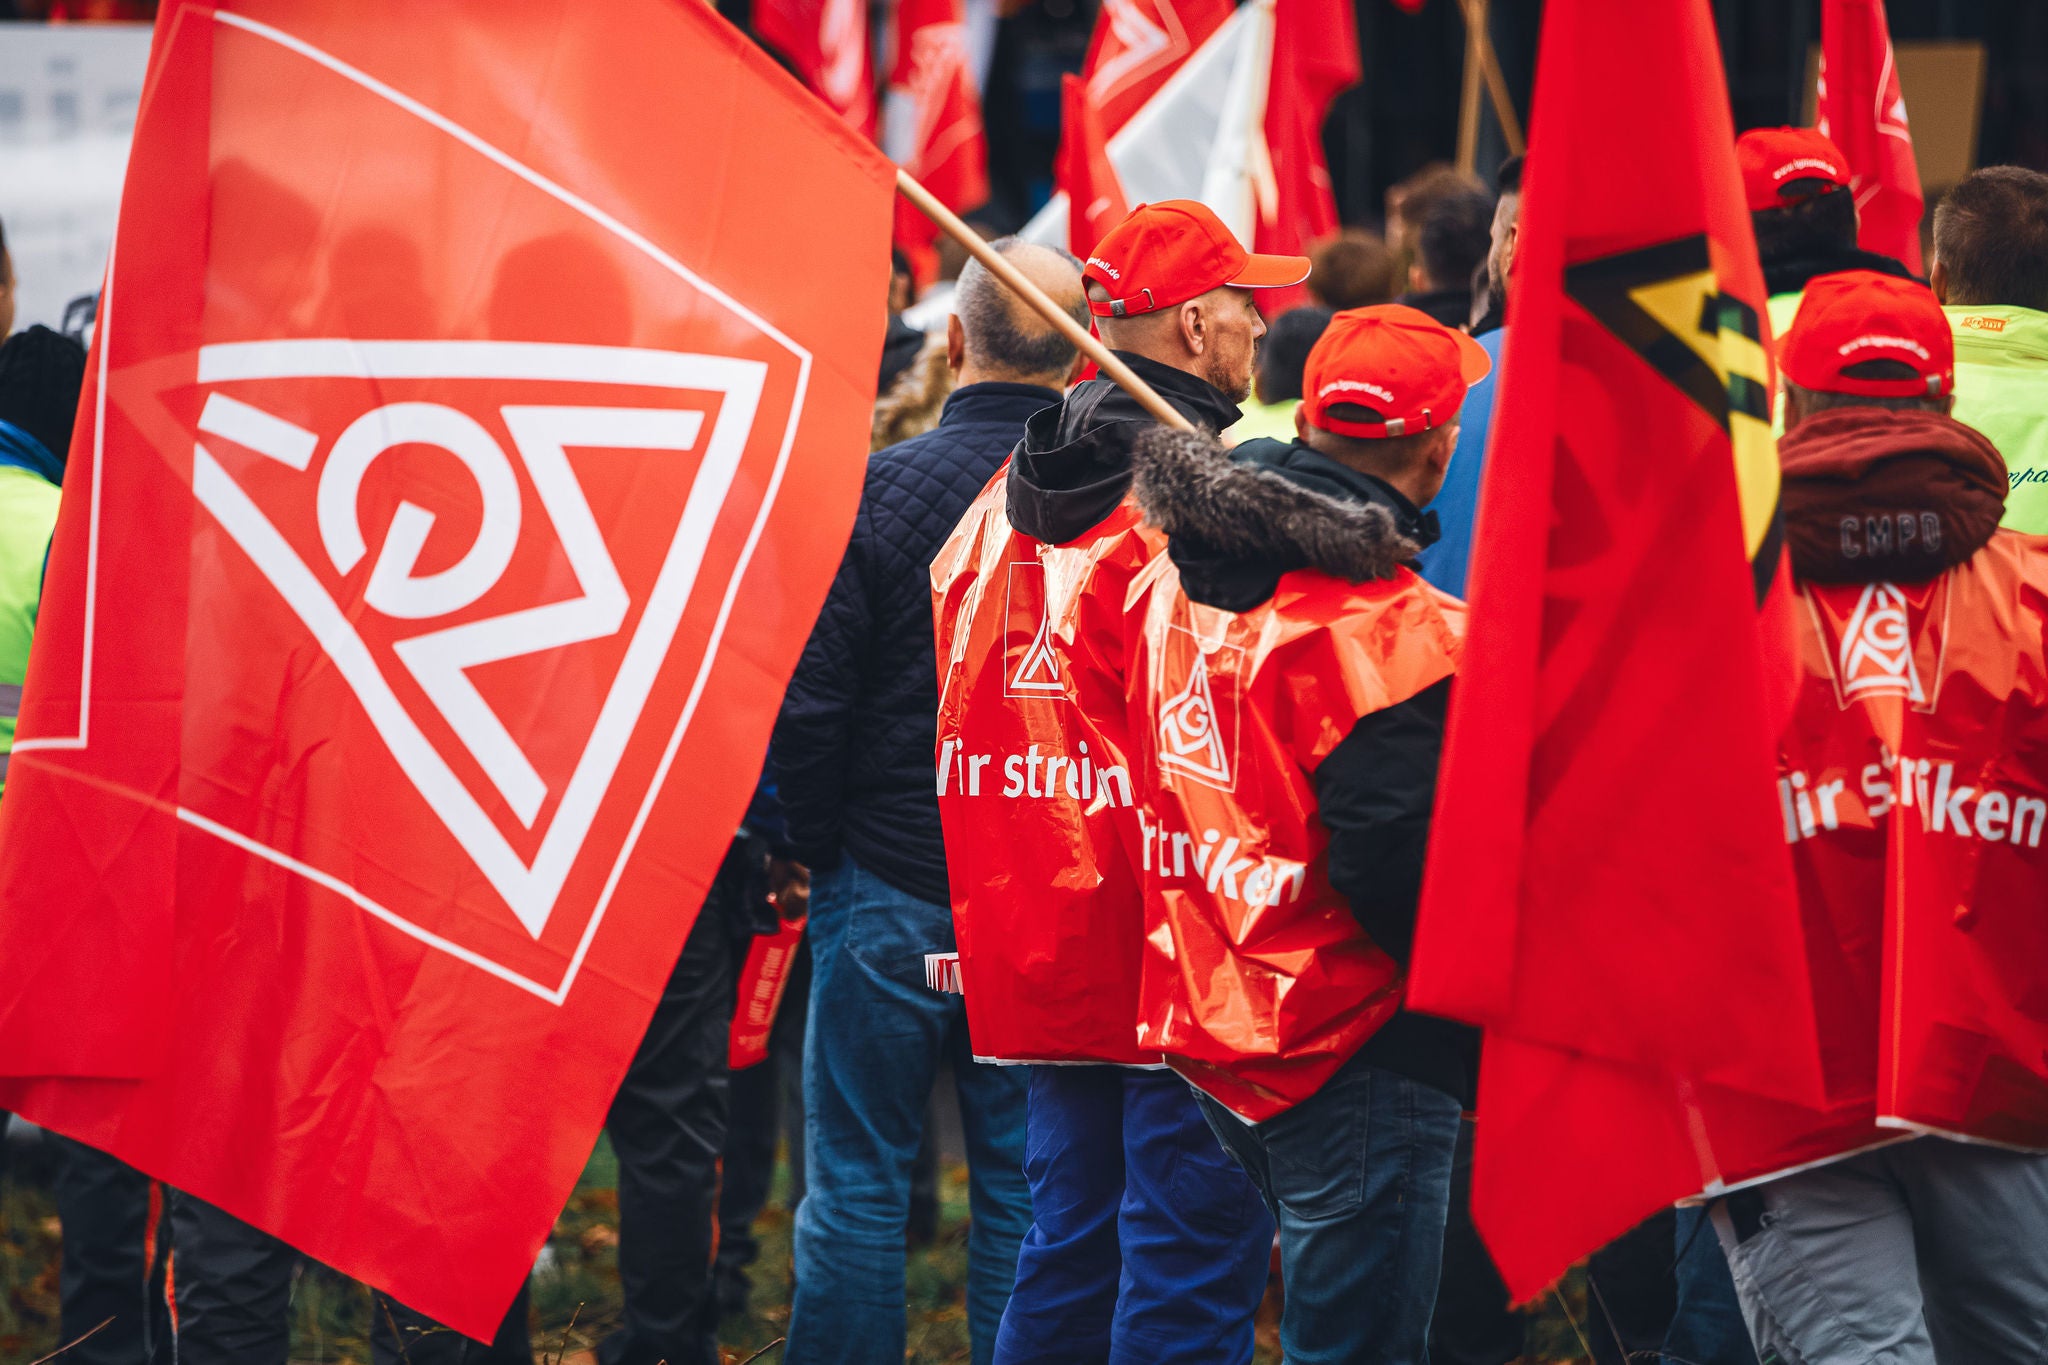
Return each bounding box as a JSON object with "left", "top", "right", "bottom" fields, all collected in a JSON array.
[{"left": 767, "top": 858, "right": 810, "bottom": 920}]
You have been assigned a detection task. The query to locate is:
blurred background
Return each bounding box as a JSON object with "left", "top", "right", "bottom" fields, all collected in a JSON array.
[{"left": 2, "top": 0, "right": 2045, "bottom": 331}]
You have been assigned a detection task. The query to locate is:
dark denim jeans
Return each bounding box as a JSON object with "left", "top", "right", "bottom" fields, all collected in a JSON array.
[
  {"left": 1195, "top": 1052, "right": 1462, "bottom": 1365},
  {"left": 784, "top": 857, "right": 1031, "bottom": 1365},
  {"left": 1666, "top": 1204, "right": 1760, "bottom": 1365},
  {"left": 995, "top": 1064, "right": 1273, "bottom": 1365}
]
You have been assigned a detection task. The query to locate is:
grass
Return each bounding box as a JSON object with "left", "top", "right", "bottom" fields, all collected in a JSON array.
[{"left": 1, "top": 1134, "right": 1602, "bottom": 1364}]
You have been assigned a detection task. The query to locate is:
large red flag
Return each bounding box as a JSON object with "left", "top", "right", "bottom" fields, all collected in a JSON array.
[
  {"left": 755, "top": 0, "right": 879, "bottom": 137},
  {"left": 890, "top": 0, "right": 988, "bottom": 274},
  {"left": 1081, "top": 0, "right": 1235, "bottom": 135},
  {"left": 0, "top": 0, "right": 892, "bottom": 1338},
  {"left": 1817, "top": 0, "right": 1924, "bottom": 273},
  {"left": 1058, "top": 73, "right": 1129, "bottom": 259},
  {"left": 1407, "top": 0, "right": 1825, "bottom": 1298},
  {"left": 1256, "top": 0, "right": 1359, "bottom": 311}
]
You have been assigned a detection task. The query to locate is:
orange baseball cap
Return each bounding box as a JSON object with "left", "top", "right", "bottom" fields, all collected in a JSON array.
[
  {"left": 1780, "top": 270, "right": 1954, "bottom": 399},
  {"left": 1736, "top": 127, "right": 1852, "bottom": 212},
  {"left": 1082, "top": 200, "right": 1310, "bottom": 318},
  {"left": 1302, "top": 305, "right": 1493, "bottom": 439}
]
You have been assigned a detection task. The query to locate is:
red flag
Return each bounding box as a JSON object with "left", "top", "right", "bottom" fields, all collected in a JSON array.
[
  {"left": 1256, "top": 0, "right": 1359, "bottom": 310},
  {"left": 755, "top": 0, "right": 879, "bottom": 137},
  {"left": 1407, "top": 0, "right": 1824, "bottom": 1299},
  {"left": 1058, "top": 74, "right": 1129, "bottom": 259},
  {"left": 1081, "top": 0, "right": 1235, "bottom": 135},
  {"left": 0, "top": 0, "right": 892, "bottom": 1339},
  {"left": 1817, "top": 0, "right": 1924, "bottom": 273},
  {"left": 890, "top": 0, "right": 988, "bottom": 277}
]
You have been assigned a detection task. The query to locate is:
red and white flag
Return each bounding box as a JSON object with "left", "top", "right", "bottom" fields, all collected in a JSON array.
[
  {"left": 890, "top": 0, "right": 988, "bottom": 274},
  {"left": 1082, "top": 0, "right": 1235, "bottom": 135},
  {"left": 756, "top": 0, "right": 880, "bottom": 137},
  {"left": 1817, "top": 0, "right": 1924, "bottom": 272},
  {"left": 0, "top": 0, "right": 892, "bottom": 1339},
  {"left": 1058, "top": 72, "right": 1129, "bottom": 259}
]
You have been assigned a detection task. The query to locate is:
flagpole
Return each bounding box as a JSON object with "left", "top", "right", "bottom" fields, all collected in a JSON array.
[
  {"left": 895, "top": 169, "right": 1197, "bottom": 433},
  {"left": 1455, "top": 0, "right": 1485, "bottom": 172},
  {"left": 1455, "top": 0, "right": 1525, "bottom": 157}
]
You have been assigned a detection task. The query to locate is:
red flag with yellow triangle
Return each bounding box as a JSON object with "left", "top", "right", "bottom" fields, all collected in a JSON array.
[{"left": 1407, "top": 0, "right": 1826, "bottom": 1297}]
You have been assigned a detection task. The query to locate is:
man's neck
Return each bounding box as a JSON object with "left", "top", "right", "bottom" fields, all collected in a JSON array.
[{"left": 953, "top": 366, "right": 1060, "bottom": 390}]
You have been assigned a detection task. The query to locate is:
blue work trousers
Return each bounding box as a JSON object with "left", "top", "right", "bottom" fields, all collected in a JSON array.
[{"left": 995, "top": 1064, "right": 1273, "bottom": 1365}]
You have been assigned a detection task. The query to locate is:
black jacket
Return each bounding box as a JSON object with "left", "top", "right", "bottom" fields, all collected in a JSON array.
[
  {"left": 1397, "top": 286, "right": 1475, "bottom": 330},
  {"left": 1007, "top": 350, "right": 1242, "bottom": 545},
  {"left": 1134, "top": 431, "right": 1479, "bottom": 1106},
  {"left": 1762, "top": 244, "right": 1918, "bottom": 299},
  {"left": 772, "top": 381, "right": 1062, "bottom": 905}
]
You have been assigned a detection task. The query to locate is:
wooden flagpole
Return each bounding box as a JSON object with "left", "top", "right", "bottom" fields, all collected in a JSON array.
[
  {"left": 1457, "top": 0, "right": 1525, "bottom": 157},
  {"left": 895, "top": 169, "right": 1197, "bottom": 434}
]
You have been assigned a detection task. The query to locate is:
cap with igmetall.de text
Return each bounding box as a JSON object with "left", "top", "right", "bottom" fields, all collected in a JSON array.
[
  {"left": 1301, "top": 304, "right": 1493, "bottom": 440},
  {"left": 1780, "top": 270, "right": 1954, "bottom": 399},
  {"left": 1736, "top": 126, "right": 1853, "bottom": 213},
  {"left": 1081, "top": 200, "right": 1310, "bottom": 318}
]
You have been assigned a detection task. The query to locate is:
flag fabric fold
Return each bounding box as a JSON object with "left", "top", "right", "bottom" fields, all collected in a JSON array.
[
  {"left": 1058, "top": 73, "right": 1130, "bottom": 260},
  {"left": 754, "top": 0, "right": 879, "bottom": 137},
  {"left": 1818, "top": 0, "right": 1925, "bottom": 273},
  {"left": 1407, "top": 0, "right": 1826, "bottom": 1300},
  {"left": 0, "top": 0, "right": 893, "bottom": 1338},
  {"left": 1083, "top": 0, "right": 1236, "bottom": 135}
]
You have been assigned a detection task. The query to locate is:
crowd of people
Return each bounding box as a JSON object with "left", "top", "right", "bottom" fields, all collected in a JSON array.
[{"left": 2, "top": 117, "right": 2048, "bottom": 1365}]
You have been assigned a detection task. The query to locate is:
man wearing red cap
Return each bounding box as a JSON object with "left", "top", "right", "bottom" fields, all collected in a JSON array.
[
  {"left": 936, "top": 200, "right": 1302, "bottom": 1364},
  {"left": 1701, "top": 270, "right": 2048, "bottom": 1365},
  {"left": 1737, "top": 126, "right": 1918, "bottom": 342},
  {"left": 1124, "top": 304, "right": 1486, "bottom": 1363}
]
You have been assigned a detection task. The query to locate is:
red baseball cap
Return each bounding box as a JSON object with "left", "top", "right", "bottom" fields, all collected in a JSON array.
[
  {"left": 1736, "top": 127, "right": 1852, "bottom": 212},
  {"left": 1302, "top": 304, "right": 1493, "bottom": 439},
  {"left": 1082, "top": 200, "right": 1309, "bottom": 317},
  {"left": 1780, "top": 270, "right": 1954, "bottom": 399}
]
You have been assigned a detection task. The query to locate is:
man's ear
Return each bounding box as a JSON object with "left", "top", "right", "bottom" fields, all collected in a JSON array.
[
  {"left": 1295, "top": 405, "right": 1313, "bottom": 441},
  {"left": 945, "top": 314, "right": 967, "bottom": 374},
  {"left": 1931, "top": 259, "right": 1950, "bottom": 305},
  {"left": 1431, "top": 423, "right": 1460, "bottom": 474},
  {"left": 1178, "top": 298, "right": 1207, "bottom": 356},
  {"left": 1409, "top": 260, "right": 1429, "bottom": 293}
]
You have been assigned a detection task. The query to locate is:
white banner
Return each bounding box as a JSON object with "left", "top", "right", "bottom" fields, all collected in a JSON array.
[{"left": 0, "top": 23, "right": 153, "bottom": 335}]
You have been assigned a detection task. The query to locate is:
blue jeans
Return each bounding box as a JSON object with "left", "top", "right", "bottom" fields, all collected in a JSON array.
[
  {"left": 996, "top": 1065, "right": 1274, "bottom": 1365},
  {"left": 1667, "top": 1204, "right": 1759, "bottom": 1365},
  {"left": 784, "top": 857, "right": 1031, "bottom": 1365},
  {"left": 1196, "top": 1053, "right": 1462, "bottom": 1365}
]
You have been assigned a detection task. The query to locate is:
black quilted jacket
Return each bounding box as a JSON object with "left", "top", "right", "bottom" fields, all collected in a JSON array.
[{"left": 772, "top": 381, "right": 1063, "bottom": 906}]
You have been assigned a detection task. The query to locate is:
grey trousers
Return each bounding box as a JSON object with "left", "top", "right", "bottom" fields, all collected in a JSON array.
[{"left": 1712, "top": 1137, "right": 2048, "bottom": 1365}]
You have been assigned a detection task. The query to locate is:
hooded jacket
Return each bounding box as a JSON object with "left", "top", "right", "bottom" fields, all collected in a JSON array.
[
  {"left": 1124, "top": 429, "right": 1476, "bottom": 1118},
  {"left": 929, "top": 351, "right": 1239, "bottom": 1064},
  {"left": 1706, "top": 403, "right": 2048, "bottom": 1185},
  {"left": 1006, "top": 350, "right": 1242, "bottom": 545}
]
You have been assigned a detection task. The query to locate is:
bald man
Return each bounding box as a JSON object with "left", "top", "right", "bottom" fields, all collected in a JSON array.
[{"left": 774, "top": 238, "right": 1089, "bottom": 1365}]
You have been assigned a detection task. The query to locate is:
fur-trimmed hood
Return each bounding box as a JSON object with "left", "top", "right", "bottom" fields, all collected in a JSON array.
[{"left": 1133, "top": 429, "right": 1435, "bottom": 612}]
